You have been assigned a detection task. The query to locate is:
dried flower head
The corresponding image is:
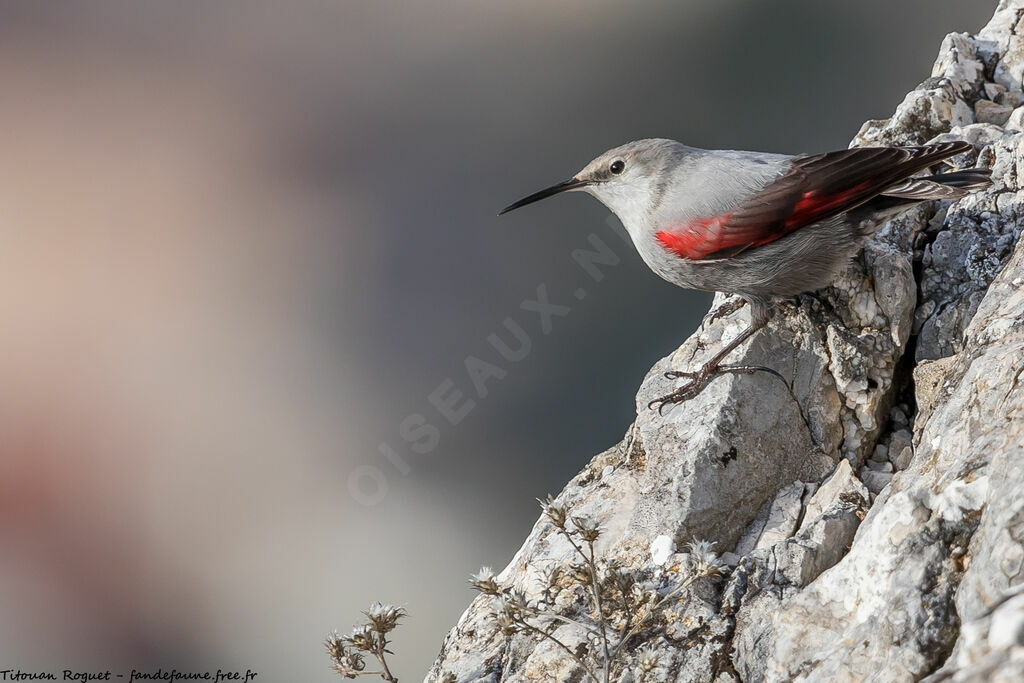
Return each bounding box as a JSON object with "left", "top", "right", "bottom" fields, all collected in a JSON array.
[
  {"left": 325, "top": 631, "right": 348, "bottom": 662},
  {"left": 364, "top": 602, "right": 406, "bottom": 634},
  {"left": 326, "top": 633, "right": 366, "bottom": 679},
  {"left": 490, "top": 596, "right": 522, "bottom": 636},
  {"left": 687, "top": 538, "right": 725, "bottom": 579},
  {"left": 636, "top": 644, "right": 662, "bottom": 673},
  {"left": 538, "top": 494, "right": 568, "bottom": 528},
  {"left": 689, "top": 538, "right": 715, "bottom": 556},
  {"left": 507, "top": 588, "right": 530, "bottom": 611},
  {"left": 332, "top": 653, "right": 366, "bottom": 679},
  {"left": 346, "top": 624, "right": 376, "bottom": 652},
  {"left": 494, "top": 609, "right": 520, "bottom": 636},
  {"left": 571, "top": 515, "right": 602, "bottom": 543},
  {"left": 492, "top": 594, "right": 521, "bottom": 618},
  {"left": 470, "top": 566, "right": 500, "bottom": 595}
]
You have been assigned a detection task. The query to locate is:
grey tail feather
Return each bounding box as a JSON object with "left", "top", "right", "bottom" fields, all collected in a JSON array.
[
  {"left": 881, "top": 178, "right": 968, "bottom": 200},
  {"left": 922, "top": 168, "right": 992, "bottom": 189},
  {"left": 882, "top": 168, "right": 992, "bottom": 199},
  {"left": 861, "top": 167, "right": 992, "bottom": 214}
]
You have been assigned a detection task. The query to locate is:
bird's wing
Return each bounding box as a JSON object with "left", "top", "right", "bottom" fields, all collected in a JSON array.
[{"left": 655, "top": 141, "right": 972, "bottom": 261}]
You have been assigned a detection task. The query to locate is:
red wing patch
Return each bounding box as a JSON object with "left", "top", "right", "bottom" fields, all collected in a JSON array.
[
  {"left": 784, "top": 182, "right": 872, "bottom": 229},
  {"left": 655, "top": 214, "right": 734, "bottom": 260},
  {"left": 657, "top": 183, "right": 876, "bottom": 261}
]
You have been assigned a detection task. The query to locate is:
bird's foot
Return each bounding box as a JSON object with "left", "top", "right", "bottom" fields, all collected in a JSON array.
[
  {"left": 649, "top": 362, "right": 788, "bottom": 415},
  {"left": 649, "top": 363, "right": 729, "bottom": 413},
  {"left": 702, "top": 297, "right": 747, "bottom": 327}
]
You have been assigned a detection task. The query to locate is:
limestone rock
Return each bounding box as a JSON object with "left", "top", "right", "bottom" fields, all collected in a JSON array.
[
  {"left": 428, "top": 2, "right": 1024, "bottom": 681},
  {"left": 976, "top": 99, "right": 1014, "bottom": 125}
]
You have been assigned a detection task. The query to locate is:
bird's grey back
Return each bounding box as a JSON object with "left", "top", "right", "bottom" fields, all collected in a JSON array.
[{"left": 652, "top": 148, "right": 792, "bottom": 228}]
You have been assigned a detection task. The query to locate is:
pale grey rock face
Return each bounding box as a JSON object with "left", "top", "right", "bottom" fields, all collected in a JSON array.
[
  {"left": 427, "top": 2, "right": 1024, "bottom": 681},
  {"left": 976, "top": 99, "right": 1014, "bottom": 125}
]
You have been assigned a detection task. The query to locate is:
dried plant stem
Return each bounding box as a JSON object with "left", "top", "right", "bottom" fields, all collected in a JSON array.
[
  {"left": 514, "top": 617, "right": 601, "bottom": 683},
  {"left": 326, "top": 603, "right": 407, "bottom": 681},
  {"left": 611, "top": 574, "right": 699, "bottom": 662},
  {"left": 374, "top": 642, "right": 398, "bottom": 683},
  {"left": 516, "top": 602, "right": 600, "bottom": 637},
  {"left": 558, "top": 527, "right": 611, "bottom": 682},
  {"left": 585, "top": 540, "right": 612, "bottom": 683}
]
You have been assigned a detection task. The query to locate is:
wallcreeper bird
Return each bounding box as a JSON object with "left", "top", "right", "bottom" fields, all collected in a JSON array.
[{"left": 499, "top": 138, "right": 990, "bottom": 411}]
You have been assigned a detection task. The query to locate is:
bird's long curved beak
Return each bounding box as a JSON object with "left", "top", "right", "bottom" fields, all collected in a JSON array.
[{"left": 498, "top": 177, "right": 589, "bottom": 215}]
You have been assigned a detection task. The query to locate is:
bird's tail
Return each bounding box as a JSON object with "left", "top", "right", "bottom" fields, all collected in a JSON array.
[
  {"left": 922, "top": 168, "right": 994, "bottom": 190},
  {"left": 882, "top": 168, "right": 992, "bottom": 199},
  {"left": 859, "top": 167, "right": 991, "bottom": 215}
]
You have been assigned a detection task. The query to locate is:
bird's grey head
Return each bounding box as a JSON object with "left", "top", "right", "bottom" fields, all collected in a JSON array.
[{"left": 499, "top": 138, "right": 683, "bottom": 229}]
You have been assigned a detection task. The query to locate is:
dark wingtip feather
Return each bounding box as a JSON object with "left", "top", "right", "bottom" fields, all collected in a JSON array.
[{"left": 928, "top": 167, "right": 992, "bottom": 189}]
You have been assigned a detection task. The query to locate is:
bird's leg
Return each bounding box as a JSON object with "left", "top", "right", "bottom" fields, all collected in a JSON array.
[
  {"left": 685, "top": 296, "right": 749, "bottom": 365},
  {"left": 649, "top": 316, "right": 768, "bottom": 413},
  {"left": 702, "top": 296, "right": 747, "bottom": 328}
]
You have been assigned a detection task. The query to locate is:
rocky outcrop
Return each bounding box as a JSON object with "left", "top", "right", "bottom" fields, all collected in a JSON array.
[{"left": 428, "top": 2, "right": 1024, "bottom": 681}]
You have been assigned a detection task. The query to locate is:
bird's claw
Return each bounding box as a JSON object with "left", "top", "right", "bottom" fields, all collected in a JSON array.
[
  {"left": 649, "top": 369, "right": 715, "bottom": 414},
  {"left": 649, "top": 363, "right": 785, "bottom": 414}
]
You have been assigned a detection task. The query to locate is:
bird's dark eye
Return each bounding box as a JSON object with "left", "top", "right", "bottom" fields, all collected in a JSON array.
[{"left": 610, "top": 160, "right": 625, "bottom": 175}]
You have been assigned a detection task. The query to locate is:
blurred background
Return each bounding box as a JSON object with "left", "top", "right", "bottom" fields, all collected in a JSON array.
[{"left": 0, "top": 1, "right": 993, "bottom": 680}]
